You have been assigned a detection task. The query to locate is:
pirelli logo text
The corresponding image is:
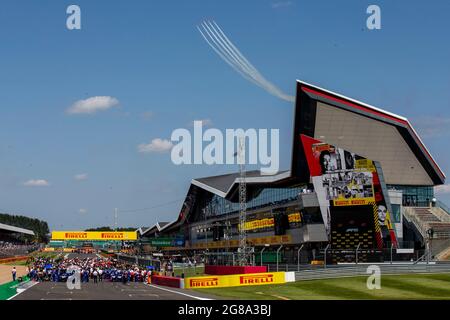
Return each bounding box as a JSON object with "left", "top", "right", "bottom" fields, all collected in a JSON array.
[
  {"left": 240, "top": 274, "right": 274, "bottom": 285},
  {"left": 185, "top": 272, "right": 286, "bottom": 288},
  {"left": 101, "top": 233, "right": 124, "bottom": 239},
  {"left": 189, "top": 277, "right": 219, "bottom": 288},
  {"left": 65, "top": 232, "right": 87, "bottom": 239},
  {"left": 334, "top": 199, "right": 373, "bottom": 206}
]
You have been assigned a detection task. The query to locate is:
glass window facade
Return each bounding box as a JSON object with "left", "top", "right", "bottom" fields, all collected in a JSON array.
[
  {"left": 387, "top": 185, "right": 434, "bottom": 207},
  {"left": 197, "top": 187, "right": 304, "bottom": 219}
]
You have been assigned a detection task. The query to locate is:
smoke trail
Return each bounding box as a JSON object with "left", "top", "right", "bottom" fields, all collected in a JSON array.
[
  {"left": 198, "top": 20, "right": 295, "bottom": 103},
  {"left": 197, "top": 25, "right": 258, "bottom": 87}
]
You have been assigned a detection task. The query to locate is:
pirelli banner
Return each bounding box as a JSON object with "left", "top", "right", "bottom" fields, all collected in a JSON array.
[
  {"left": 184, "top": 272, "right": 295, "bottom": 289},
  {"left": 190, "top": 235, "right": 292, "bottom": 249},
  {"left": 241, "top": 213, "right": 301, "bottom": 232},
  {"left": 51, "top": 231, "right": 138, "bottom": 241}
]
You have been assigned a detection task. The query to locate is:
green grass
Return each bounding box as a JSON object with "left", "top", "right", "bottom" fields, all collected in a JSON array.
[
  {"left": 193, "top": 273, "right": 450, "bottom": 300},
  {"left": 29, "top": 251, "right": 61, "bottom": 260},
  {"left": 0, "top": 277, "right": 30, "bottom": 300},
  {"left": 173, "top": 266, "right": 205, "bottom": 278}
]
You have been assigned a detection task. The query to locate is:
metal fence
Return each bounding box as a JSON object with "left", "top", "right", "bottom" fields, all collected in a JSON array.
[
  {"left": 436, "top": 200, "right": 450, "bottom": 215},
  {"left": 404, "top": 206, "right": 450, "bottom": 239},
  {"left": 257, "top": 263, "right": 450, "bottom": 279},
  {"left": 291, "top": 264, "right": 450, "bottom": 281}
]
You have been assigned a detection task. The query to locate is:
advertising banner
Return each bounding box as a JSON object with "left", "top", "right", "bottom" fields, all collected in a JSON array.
[
  {"left": 145, "top": 237, "right": 185, "bottom": 247},
  {"left": 300, "top": 134, "right": 398, "bottom": 249},
  {"left": 184, "top": 272, "right": 287, "bottom": 289},
  {"left": 190, "top": 235, "right": 292, "bottom": 249},
  {"left": 51, "top": 231, "right": 137, "bottom": 241},
  {"left": 239, "top": 212, "right": 302, "bottom": 232}
]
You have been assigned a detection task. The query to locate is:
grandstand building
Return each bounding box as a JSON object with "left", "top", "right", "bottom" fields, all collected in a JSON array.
[
  {"left": 141, "top": 80, "right": 449, "bottom": 263},
  {"left": 0, "top": 223, "right": 36, "bottom": 258}
]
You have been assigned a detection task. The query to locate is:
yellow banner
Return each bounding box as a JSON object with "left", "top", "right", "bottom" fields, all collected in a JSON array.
[
  {"left": 51, "top": 231, "right": 137, "bottom": 241},
  {"left": 288, "top": 212, "right": 301, "bottom": 223},
  {"left": 244, "top": 218, "right": 274, "bottom": 231},
  {"left": 355, "top": 159, "right": 376, "bottom": 171},
  {"left": 240, "top": 213, "right": 301, "bottom": 231},
  {"left": 185, "top": 272, "right": 286, "bottom": 289},
  {"left": 249, "top": 234, "right": 292, "bottom": 246},
  {"left": 333, "top": 198, "right": 375, "bottom": 206},
  {"left": 190, "top": 234, "right": 292, "bottom": 249}
]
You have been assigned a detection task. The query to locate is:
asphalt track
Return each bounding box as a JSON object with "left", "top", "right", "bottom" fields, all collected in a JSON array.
[
  {"left": 13, "top": 281, "right": 219, "bottom": 300},
  {"left": 66, "top": 253, "right": 99, "bottom": 259},
  {"left": 12, "top": 252, "right": 220, "bottom": 300}
]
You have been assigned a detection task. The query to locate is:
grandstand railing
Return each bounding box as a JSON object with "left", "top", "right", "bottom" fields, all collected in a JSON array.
[
  {"left": 403, "top": 206, "right": 430, "bottom": 239},
  {"left": 403, "top": 207, "right": 450, "bottom": 239},
  {"left": 436, "top": 200, "right": 450, "bottom": 215},
  {"left": 431, "top": 206, "right": 450, "bottom": 223}
]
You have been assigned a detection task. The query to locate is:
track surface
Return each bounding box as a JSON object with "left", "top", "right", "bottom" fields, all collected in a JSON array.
[
  {"left": 13, "top": 281, "right": 218, "bottom": 300},
  {"left": 66, "top": 253, "right": 99, "bottom": 259},
  {"left": 13, "top": 253, "right": 219, "bottom": 300}
]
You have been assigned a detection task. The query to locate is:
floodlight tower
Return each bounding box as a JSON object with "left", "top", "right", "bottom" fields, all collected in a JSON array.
[
  {"left": 114, "top": 208, "right": 118, "bottom": 231},
  {"left": 237, "top": 136, "right": 249, "bottom": 266}
]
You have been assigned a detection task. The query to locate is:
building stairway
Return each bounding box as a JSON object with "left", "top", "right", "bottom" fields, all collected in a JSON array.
[{"left": 403, "top": 206, "right": 450, "bottom": 260}]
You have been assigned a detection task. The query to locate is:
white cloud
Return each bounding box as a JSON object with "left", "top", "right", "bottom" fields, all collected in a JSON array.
[
  {"left": 74, "top": 173, "right": 88, "bottom": 181},
  {"left": 190, "top": 119, "right": 213, "bottom": 127},
  {"left": 79, "top": 208, "right": 88, "bottom": 214},
  {"left": 435, "top": 184, "right": 450, "bottom": 194},
  {"left": 138, "top": 138, "right": 173, "bottom": 153},
  {"left": 23, "top": 179, "right": 50, "bottom": 187},
  {"left": 66, "top": 96, "right": 119, "bottom": 115}
]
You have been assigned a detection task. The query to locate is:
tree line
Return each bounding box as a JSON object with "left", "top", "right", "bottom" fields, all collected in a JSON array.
[
  {"left": 84, "top": 226, "right": 137, "bottom": 232},
  {"left": 0, "top": 213, "right": 49, "bottom": 243}
]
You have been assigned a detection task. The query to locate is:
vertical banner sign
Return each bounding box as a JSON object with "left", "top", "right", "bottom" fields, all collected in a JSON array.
[{"left": 300, "top": 134, "right": 398, "bottom": 250}]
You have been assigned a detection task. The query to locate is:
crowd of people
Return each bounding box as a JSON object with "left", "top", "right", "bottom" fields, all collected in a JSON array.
[
  {"left": 27, "top": 255, "right": 153, "bottom": 284},
  {"left": 0, "top": 240, "right": 40, "bottom": 258}
]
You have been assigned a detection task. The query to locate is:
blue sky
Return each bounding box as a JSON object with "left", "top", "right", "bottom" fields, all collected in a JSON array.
[{"left": 0, "top": 0, "right": 449, "bottom": 230}]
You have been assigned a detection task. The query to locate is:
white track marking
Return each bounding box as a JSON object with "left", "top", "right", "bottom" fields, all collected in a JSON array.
[
  {"left": 147, "top": 284, "right": 212, "bottom": 300},
  {"left": 7, "top": 281, "right": 39, "bottom": 300},
  {"left": 121, "top": 288, "right": 148, "bottom": 292}
]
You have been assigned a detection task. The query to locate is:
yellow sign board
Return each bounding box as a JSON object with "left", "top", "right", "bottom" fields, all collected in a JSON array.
[
  {"left": 51, "top": 231, "right": 137, "bottom": 241},
  {"left": 185, "top": 272, "right": 287, "bottom": 289},
  {"left": 240, "top": 213, "right": 301, "bottom": 231},
  {"left": 333, "top": 198, "right": 374, "bottom": 206},
  {"left": 355, "top": 159, "right": 376, "bottom": 171},
  {"left": 249, "top": 234, "right": 292, "bottom": 246},
  {"left": 190, "top": 234, "right": 292, "bottom": 249}
]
